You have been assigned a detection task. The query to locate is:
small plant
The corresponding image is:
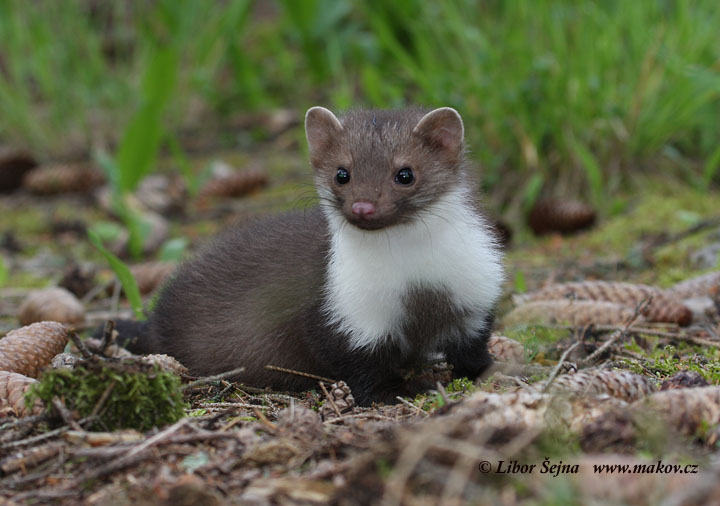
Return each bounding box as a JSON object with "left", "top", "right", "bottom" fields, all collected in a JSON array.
[{"left": 87, "top": 229, "right": 144, "bottom": 319}]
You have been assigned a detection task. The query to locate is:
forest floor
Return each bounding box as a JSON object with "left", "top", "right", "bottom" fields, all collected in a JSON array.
[{"left": 1, "top": 129, "right": 720, "bottom": 505}]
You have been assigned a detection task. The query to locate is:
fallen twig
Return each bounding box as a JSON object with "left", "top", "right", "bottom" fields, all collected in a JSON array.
[{"left": 182, "top": 366, "right": 246, "bottom": 391}]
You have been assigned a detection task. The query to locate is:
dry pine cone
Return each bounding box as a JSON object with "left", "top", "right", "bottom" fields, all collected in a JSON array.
[
  {"left": 0, "top": 146, "right": 36, "bottom": 192},
  {"left": 18, "top": 287, "right": 85, "bottom": 326},
  {"left": 196, "top": 169, "right": 268, "bottom": 203},
  {"left": 516, "top": 281, "right": 692, "bottom": 325},
  {"left": 23, "top": 163, "right": 105, "bottom": 195},
  {"left": 542, "top": 369, "right": 657, "bottom": 402},
  {"left": 138, "top": 354, "right": 189, "bottom": 376},
  {"left": 0, "top": 321, "right": 69, "bottom": 378},
  {"left": 130, "top": 261, "right": 176, "bottom": 295},
  {"left": 504, "top": 300, "right": 644, "bottom": 327},
  {"left": 528, "top": 198, "right": 596, "bottom": 235},
  {"left": 0, "top": 370, "right": 42, "bottom": 417},
  {"left": 488, "top": 334, "right": 526, "bottom": 363},
  {"left": 667, "top": 271, "right": 720, "bottom": 299},
  {"left": 320, "top": 381, "right": 355, "bottom": 419},
  {"left": 633, "top": 386, "right": 720, "bottom": 436}
]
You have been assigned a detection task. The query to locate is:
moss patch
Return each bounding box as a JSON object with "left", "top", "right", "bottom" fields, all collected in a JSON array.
[{"left": 28, "top": 357, "right": 187, "bottom": 432}]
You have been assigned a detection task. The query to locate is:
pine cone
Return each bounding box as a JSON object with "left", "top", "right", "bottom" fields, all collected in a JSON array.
[
  {"left": 135, "top": 174, "right": 187, "bottom": 215},
  {"left": 130, "top": 261, "right": 176, "bottom": 295},
  {"left": 504, "top": 300, "right": 644, "bottom": 327},
  {"left": 0, "top": 371, "right": 42, "bottom": 417},
  {"left": 196, "top": 169, "right": 268, "bottom": 203},
  {"left": 23, "top": 163, "right": 106, "bottom": 195},
  {"left": 634, "top": 386, "right": 720, "bottom": 436},
  {"left": 138, "top": 354, "right": 189, "bottom": 376},
  {"left": 59, "top": 263, "right": 97, "bottom": 298},
  {"left": 516, "top": 281, "right": 692, "bottom": 325},
  {"left": 542, "top": 369, "right": 657, "bottom": 402},
  {"left": 660, "top": 371, "right": 708, "bottom": 391},
  {"left": 488, "top": 334, "right": 526, "bottom": 363},
  {"left": 528, "top": 198, "right": 596, "bottom": 235},
  {"left": 0, "top": 321, "right": 69, "bottom": 378},
  {"left": 667, "top": 271, "right": 720, "bottom": 299},
  {"left": 0, "top": 146, "right": 37, "bottom": 192},
  {"left": 320, "top": 381, "right": 355, "bottom": 420},
  {"left": 18, "top": 287, "right": 85, "bottom": 326}
]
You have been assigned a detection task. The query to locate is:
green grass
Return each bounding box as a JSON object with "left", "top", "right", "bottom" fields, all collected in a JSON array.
[{"left": 0, "top": 0, "right": 719, "bottom": 207}]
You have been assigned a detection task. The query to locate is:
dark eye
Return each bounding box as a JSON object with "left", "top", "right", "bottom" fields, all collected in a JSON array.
[
  {"left": 394, "top": 167, "right": 414, "bottom": 185},
  {"left": 336, "top": 167, "right": 350, "bottom": 185}
]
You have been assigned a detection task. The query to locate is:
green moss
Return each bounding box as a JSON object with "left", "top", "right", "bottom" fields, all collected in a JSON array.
[
  {"left": 583, "top": 182, "right": 720, "bottom": 256},
  {"left": 6, "top": 270, "right": 50, "bottom": 289},
  {"left": 27, "top": 358, "right": 187, "bottom": 432},
  {"left": 445, "top": 377, "right": 478, "bottom": 395},
  {"left": 619, "top": 344, "right": 720, "bottom": 383}
]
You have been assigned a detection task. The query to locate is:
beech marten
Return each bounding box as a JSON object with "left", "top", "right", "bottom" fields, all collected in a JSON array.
[{"left": 121, "top": 107, "right": 504, "bottom": 405}]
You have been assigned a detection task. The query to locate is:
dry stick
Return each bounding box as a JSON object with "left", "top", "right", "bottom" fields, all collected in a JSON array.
[
  {"left": 383, "top": 417, "right": 466, "bottom": 506},
  {"left": 435, "top": 381, "right": 451, "bottom": 406},
  {"left": 81, "top": 281, "right": 108, "bottom": 305},
  {"left": 395, "top": 396, "right": 429, "bottom": 417},
  {"left": 323, "top": 412, "right": 407, "bottom": 424},
  {"left": 124, "top": 418, "right": 188, "bottom": 459},
  {"left": 88, "top": 380, "right": 116, "bottom": 421},
  {"left": 252, "top": 407, "right": 278, "bottom": 432},
  {"left": 0, "top": 413, "right": 51, "bottom": 432},
  {"left": 318, "top": 382, "right": 343, "bottom": 418},
  {"left": 99, "top": 319, "right": 116, "bottom": 354},
  {"left": 582, "top": 296, "right": 652, "bottom": 366},
  {"left": 264, "top": 364, "right": 336, "bottom": 383},
  {"left": 68, "top": 330, "right": 93, "bottom": 359},
  {"left": 181, "top": 366, "right": 246, "bottom": 391},
  {"left": 51, "top": 398, "right": 82, "bottom": 431},
  {"left": 439, "top": 451, "right": 477, "bottom": 506},
  {"left": 110, "top": 279, "right": 122, "bottom": 313},
  {"left": 0, "top": 417, "right": 95, "bottom": 450},
  {"left": 541, "top": 341, "right": 581, "bottom": 394}
]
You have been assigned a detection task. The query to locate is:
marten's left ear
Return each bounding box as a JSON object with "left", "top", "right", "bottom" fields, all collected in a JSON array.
[{"left": 412, "top": 107, "right": 464, "bottom": 156}]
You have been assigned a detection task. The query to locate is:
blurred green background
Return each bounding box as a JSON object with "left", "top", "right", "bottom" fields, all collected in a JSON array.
[{"left": 1, "top": 0, "right": 719, "bottom": 211}]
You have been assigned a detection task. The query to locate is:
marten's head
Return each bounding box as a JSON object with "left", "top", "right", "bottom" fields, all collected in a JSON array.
[{"left": 305, "top": 107, "right": 467, "bottom": 231}]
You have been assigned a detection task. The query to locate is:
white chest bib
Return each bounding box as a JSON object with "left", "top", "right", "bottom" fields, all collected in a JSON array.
[{"left": 322, "top": 189, "right": 504, "bottom": 350}]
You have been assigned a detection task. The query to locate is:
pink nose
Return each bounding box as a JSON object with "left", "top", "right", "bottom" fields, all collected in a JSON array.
[{"left": 351, "top": 201, "right": 376, "bottom": 217}]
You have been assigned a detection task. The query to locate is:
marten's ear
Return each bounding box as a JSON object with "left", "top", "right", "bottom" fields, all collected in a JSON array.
[
  {"left": 305, "top": 107, "right": 343, "bottom": 162},
  {"left": 412, "top": 107, "right": 464, "bottom": 156}
]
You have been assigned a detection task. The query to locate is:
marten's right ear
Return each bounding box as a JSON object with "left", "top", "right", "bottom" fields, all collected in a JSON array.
[{"left": 305, "top": 107, "right": 343, "bottom": 162}]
